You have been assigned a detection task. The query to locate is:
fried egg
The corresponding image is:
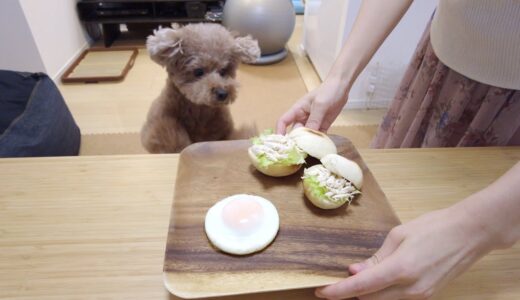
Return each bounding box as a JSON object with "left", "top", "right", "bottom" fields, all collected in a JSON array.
[{"left": 204, "top": 194, "right": 279, "bottom": 255}]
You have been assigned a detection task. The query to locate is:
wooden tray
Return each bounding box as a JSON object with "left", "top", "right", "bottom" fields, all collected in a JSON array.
[{"left": 164, "top": 136, "right": 400, "bottom": 298}]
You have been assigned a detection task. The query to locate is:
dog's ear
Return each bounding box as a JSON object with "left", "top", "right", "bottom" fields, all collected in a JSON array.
[
  {"left": 234, "top": 35, "right": 261, "bottom": 64},
  {"left": 147, "top": 26, "right": 183, "bottom": 66}
]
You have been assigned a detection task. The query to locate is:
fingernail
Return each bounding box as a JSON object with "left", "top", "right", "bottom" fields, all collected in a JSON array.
[{"left": 314, "top": 287, "right": 325, "bottom": 298}]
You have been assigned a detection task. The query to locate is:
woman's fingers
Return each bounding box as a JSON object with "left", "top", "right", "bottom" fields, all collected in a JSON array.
[
  {"left": 350, "top": 226, "right": 406, "bottom": 274},
  {"left": 305, "top": 102, "right": 327, "bottom": 130},
  {"left": 276, "top": 109, "right": 297, "bottom": 134},
  {"left": 276, "top": 94, "right": 314, "bottom": 134},
  {"left": 315, "top": 258, "right": 400, "bottom": 299}
]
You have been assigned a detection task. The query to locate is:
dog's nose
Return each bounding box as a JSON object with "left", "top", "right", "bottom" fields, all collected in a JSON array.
[{"left": 214, "top": 88, "right": 228, "bottom": 101}]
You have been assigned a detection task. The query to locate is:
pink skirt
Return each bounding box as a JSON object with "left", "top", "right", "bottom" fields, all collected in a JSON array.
[{"left": 371, "top": 24, "right": 520, "bottom": 148}]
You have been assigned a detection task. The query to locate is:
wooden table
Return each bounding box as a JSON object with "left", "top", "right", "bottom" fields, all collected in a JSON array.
[{"left": 1, "top": 147, "right": 519, "bottom": 300}]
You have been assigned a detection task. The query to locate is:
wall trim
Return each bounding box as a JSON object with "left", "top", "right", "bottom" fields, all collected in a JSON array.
[
  {"left": 51, "top": 41, "right": 90, "bottom": 82},
  {"left": 344, "top": 97, "right": 392, "bottom": 110}
]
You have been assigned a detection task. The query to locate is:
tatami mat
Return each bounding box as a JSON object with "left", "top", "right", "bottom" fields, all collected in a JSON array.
[
  {"left": 67, "top": 51, "right": 135, "bottom": 78},
  {"left": 79, "top": 125, "right": 378, "bottom": 155}
]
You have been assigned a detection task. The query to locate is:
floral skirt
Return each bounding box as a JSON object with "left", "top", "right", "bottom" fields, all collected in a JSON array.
[{"left": 371, "top": 24, "right": 520, "bottom": 148}]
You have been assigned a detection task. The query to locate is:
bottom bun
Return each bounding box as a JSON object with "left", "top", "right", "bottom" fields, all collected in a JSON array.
[
  {"left": 248, "top": 148, "right": 302, "bottom": 177},
  {"left": 302, "top": 176, "right": 348, "bottom": 209}
]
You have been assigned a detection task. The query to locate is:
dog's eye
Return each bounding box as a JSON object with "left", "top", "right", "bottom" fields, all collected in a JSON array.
[
  {"left": 193, "top": 68, "right": 205, "bottom": 78},
  {"left": 219, "top": 68, "right": 228, "bottom": 77}
]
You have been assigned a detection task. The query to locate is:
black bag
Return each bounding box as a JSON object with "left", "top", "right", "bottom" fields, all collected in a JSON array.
[{"left": 0, "top": 70, "right": 81, "bottom": 157}]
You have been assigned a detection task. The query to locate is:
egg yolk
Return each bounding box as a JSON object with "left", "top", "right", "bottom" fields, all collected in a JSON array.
[{"left": 222, "top": 197, "right": 264, "bottom": 235}]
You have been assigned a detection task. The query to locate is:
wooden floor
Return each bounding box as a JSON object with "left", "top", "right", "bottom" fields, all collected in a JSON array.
[{"left": 58, "top": 16, "right": 385, "bottom": 136}]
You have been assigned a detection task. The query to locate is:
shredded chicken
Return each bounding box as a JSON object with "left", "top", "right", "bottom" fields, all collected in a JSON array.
[
  {"left": 304, "top": 165, "right": 360, "bottom": 204},
  {"left": 251, "top": 134, "right": 303, "bottom": 163}
]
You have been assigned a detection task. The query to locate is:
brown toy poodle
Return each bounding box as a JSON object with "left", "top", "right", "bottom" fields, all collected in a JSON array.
[{"left": 141, "top": 23, "right": 260, "bottom": 153}]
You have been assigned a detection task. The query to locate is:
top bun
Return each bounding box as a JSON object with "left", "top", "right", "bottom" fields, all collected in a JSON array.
[
  {"left": 288, "top": 127, "right": 337, "bottom": 159},
  {"left": 321, "top": 154, "right": 363, "bottom": 188}
]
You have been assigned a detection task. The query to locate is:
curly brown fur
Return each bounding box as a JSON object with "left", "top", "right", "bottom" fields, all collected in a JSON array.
[{"left": 141, "top": 23, "right": 260, "bottom": 153}]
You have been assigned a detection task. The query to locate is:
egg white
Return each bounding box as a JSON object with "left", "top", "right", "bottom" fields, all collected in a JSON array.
[{"left": 204, "top": 194, "right": 279, "bottom": 255}]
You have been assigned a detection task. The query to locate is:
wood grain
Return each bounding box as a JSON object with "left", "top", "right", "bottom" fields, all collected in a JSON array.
[
  {"left": 1, "top": 148, "right": 519, "bottom": 299},
  {"left": 0, "top": 154, "right": 178, "bottom": 300},
  {"left": 163, "top": 137, "right": 400, "bottom": 298}
]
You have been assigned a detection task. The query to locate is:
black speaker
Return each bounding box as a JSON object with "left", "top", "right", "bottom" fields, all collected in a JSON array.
[{"left": 185, "top": 2, "right": 207, "bottom": 19}]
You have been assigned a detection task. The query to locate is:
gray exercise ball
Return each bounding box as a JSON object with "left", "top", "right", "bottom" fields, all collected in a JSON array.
[{"left": 223, "top": 0, "right": 296, "bottom": 64}]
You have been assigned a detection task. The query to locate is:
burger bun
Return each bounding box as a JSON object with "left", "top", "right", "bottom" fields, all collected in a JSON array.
[
  {"left": 288, "top": 127, "right": 337, "bottom": 159},
  {"left": 320, "top": 154, "right": 363, "bottom": 188},
  {"left": 302, "top": 165, "right": 349, "bottom": 209}
]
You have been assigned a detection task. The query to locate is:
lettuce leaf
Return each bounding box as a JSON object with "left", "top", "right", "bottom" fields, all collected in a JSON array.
[
  {"left": 303, "top": 175, "right": 328, "bottom": 199},
  {"left": 251, "top": 129, "right": 305, "bottom": 167},
  {"left": 256, "top": 146, "right": 306, "bottom": 168},
  {"left": 251, "top": 129, "right": 274, "bottom": 145}
]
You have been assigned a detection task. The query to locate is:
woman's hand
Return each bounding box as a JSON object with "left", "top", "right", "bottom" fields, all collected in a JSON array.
[
  {"left": 276, "top": 78, "right": 349, "bottom": 134},
  {"left": 316, "top": 206, "right": 495, "bottom": 300},
  {"left": 316, "top": 161, "right": 520, "bottom": 300}
]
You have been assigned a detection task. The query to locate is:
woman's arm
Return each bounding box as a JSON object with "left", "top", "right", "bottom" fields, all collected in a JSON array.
[
  {"left": 328, "top": 0, "right": 414, "bottom": 96},
  {"left": 456, "top": 161, "right": 520, "bottom": 248},
  {"left": 277, "top": 0, "right": 413, "bottom": 133}
]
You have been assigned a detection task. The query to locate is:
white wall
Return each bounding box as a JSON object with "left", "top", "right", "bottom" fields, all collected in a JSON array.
[
  {"left": 0, "top": 0, "right": 46, "bottom": 73},
  {"left": 303, "top": 0, "right": 437, "bottom": 109},
  {"left": 19, "top": 0, "right": 90, "bottom": 79}
]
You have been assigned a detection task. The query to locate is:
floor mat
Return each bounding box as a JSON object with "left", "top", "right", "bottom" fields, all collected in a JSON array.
[{"left": 61, "top": 48, "right": 138, "bottom": 83}]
